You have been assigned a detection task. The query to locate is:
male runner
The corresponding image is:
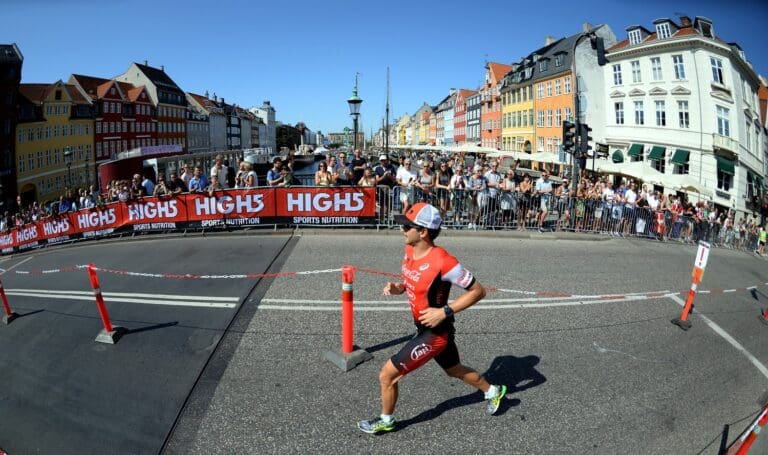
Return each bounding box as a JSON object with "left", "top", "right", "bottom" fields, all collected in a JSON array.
[{"left": 357, "top": 202, "right": 507, "bottom": 434}]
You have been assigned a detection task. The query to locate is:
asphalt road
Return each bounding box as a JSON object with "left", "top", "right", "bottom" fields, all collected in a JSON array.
[{"left": 1, "top": 231, "right": 767, "bottom": 454}]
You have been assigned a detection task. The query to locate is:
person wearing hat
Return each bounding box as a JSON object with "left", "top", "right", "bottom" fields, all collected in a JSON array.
[{"left": 358, "top": 202, "right": 508, "bottom": 434}]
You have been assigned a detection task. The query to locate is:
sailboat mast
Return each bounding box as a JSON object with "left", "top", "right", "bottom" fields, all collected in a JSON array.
[{"left": 385, "top": 67, "right": 390, "bottom": 155}]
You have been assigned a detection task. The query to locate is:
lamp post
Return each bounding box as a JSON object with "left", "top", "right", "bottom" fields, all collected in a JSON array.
[
  {"left": 63, "top": 146, "right": 73, "bottom": 190},
  {"left": 347, "top": 74, "right": 363, "bottom": 153}
]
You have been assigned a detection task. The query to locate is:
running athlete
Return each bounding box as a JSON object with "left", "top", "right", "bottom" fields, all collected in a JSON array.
[{"left": 357, "top": 202, "right": 507, "bottom": 434}]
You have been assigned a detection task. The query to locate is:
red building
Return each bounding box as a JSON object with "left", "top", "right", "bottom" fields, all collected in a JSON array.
[
  {"left": 69, "top": 74, "right": 156, "bottom": 166},
  {"left": 480, "top": 62, "right": 512, "bottom": 150},
  {"left": 453, "top": 89, "right": 475, "bottom": 146}
]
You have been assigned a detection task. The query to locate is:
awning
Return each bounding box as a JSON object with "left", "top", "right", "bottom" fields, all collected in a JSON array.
[
  {"left": 612, "top": 150, "right": 624, "bottom": 163},
  {"left": 670, "top": 149, "right": 689, "bottom": 165},
  {"left": 716, "top": 156, "right": 734, "bottom": 176},
  {"left": 627, "top": 143, "right": 644, "bottom": 157},
  {"left": 648, "top": 145, "right": 665, "bottom": 161}
]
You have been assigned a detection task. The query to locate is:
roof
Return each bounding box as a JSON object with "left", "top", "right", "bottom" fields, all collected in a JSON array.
[
  {"left": 69, "top": 74, "right": 110, "bottom": 98},
  {"left": 134, "top": 62, "right": 184, "bottom": 94},
  {"left": 18, "top": 83, "right": 52, "bottom": 103},
  {"left": 187, "top": 92, "right": 221, "bottom": 114},
  {"left": 487, "top": 62, "right": 513, "bottom": 84},
  {"left": 0, "top": 44, "right": 23, "bottom": 63},
  {"left": 126, "top": 85, "right": 148, "bottom": 103},
  {"left": 608, "top": 21, "right": 707, "bottom": 52},
  {"left": 529, "top": 33, "right": 582, "bottom": 82},
  {"left": 65, "top": 84, "right": 91, "bottom": 104}
]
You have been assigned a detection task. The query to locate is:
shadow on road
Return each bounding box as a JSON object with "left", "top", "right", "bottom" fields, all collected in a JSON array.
[{"left": 395, "top": 354, "right": 546, "bottom": 431}]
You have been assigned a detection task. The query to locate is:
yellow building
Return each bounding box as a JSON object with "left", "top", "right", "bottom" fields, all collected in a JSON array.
[
  {"left": 396, "top": 114, "right": 411, "bottom": 145},
  {"left": 501, "top": 63, "right": 535, "bottom": 154},
  {"left": 16, "top": 81, "right": 94, "bottom": 203}
]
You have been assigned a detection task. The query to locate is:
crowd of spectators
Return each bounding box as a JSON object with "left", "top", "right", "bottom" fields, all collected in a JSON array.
[{"left": 2, "top": 149, "right": 766, "bottom": 255}]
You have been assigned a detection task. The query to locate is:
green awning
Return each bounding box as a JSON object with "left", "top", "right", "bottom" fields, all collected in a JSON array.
[
  {"left": 612, "top": 150, "right": 624, "bottom": 163},
  {"left": 627, "top": 143, "right": 644, "bottom": 157},
  {"left": 670, "top": 149, "right": 689, "bottom": 165},
  {"left": 716, "top": 156, "right": 734, "bottom": 176},
  {"left": 648, "top": 145, "right": 666, "bottom": 161}
]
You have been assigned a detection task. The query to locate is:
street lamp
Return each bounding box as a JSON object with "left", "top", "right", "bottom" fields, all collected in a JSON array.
[
  {"left": 63, "top": 146, "right": 73, "bottom": 190},
  {"left": 347, "top": 74, "right": 363, "bottom": 153}
]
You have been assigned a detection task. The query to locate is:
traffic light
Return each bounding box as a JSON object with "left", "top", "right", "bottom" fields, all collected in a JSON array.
[
  {"left": 578, "top": 123, "right": 593, "bottom": 159},
  {"left": 562, "top": 121, "right": 576, "bottom": 154}
]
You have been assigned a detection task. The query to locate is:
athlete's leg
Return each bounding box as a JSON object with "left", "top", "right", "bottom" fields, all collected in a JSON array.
[
  {"left": 379, "top": 359, "right": 403, "bottom": 415},
  {"left": 444, "top": 363, "right": 490, "bottom": 393}
]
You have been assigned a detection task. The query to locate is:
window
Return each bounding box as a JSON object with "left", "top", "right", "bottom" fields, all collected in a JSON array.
[
  {"left": 565, "top": 107, "right": 572, "bottom": 122},
  {"left": 528, "top": 86, "right": 533, "bottom": 99},
  {"left": 18, "top": 154, "right": 24, "bottom": 173},
  {"left": 17, "top": 128, "right": 23, "bottom": 143},
  {"left": 678, "top": 101, "right": 690, "bottom": 128},
  {"left": 546, "top": 82, "right": 552, "bottom": 97},
  {"left": 537, "top": 84, "right": 543, "bottom": 99},
  {"left": 555, "top": 54, "right": 563, "bottom": 67},
  {"left": 628, "top": 29, "right": 642, "bottom": 45},
  {"left": 556, "top": 109, "right": 562, "bottom": 126},
  {"left": 555, "top": 79, "right": 561, "bottom": 95},
  {"left": 538, "top": 137, "right": 544, "bottom": 152},
  {"left": 37, "top": 151, "right": 42, "bottom": 168},
  {"left": 37, "top": 127, "right": 42, "bottom": 140},
  {"left": 716, "top": 105, "right": 730, "bottom": 136},
  {"left": 615, "top": 102, "right": 625, "bottom": 124},
  {"left": 96, "top": 122, "right": 101, "bottom": 134},
  {"left": 28, "top": 128, "right": 34, "bottom": 141},
  {"left": 746, "top": 121, "right": 752, "bottom": 154},
  {"left": 540, "top": 60, "right": 548, "bottom": 72},
  {"left": 547, "top": 109, "right": 553, "bottom": 127},
  {"left": 546, "top": 137, "right": 552, "bottom": 152},
  {"left": 563, "top": 76, "right": 571, "bottom": 94},
  {"left": 710, "top": 57, "right": 724, "bottom": 84},
  {"left": 655, "top": 101, "right": 666, "bottom": 126},
  {"left": 537, "top": 110, "right": 544, "bottom": 127},
  {"left": 613, "top": 64, "right": 623, "bottom": 85},
  {"left": 651, "top": 57, "right": 662, "bottom": 81},
  {"left": 28, "top": 154, "right": 34, "bottom": 171},
  {"left": 673, "top": 55, "right": 685, "bottom": 80},
  {"left": 45, "top": 149, "right": 50, "bottom": 166},
  {"left": 631, "top": 61, "right": 641, "bottom": 83},
  {"left": 656, "top": 22, "right": 671, "bottom": 39},
  {"left": 634, "top": 101, "right": 644, "bottom": 125},
  {"left": 717, "top": 167, "right": 732, "bottom": 191}
]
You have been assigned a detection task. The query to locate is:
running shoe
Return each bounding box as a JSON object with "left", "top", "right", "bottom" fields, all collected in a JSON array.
[
  {"left": 486, "top": 385, "right": 507, "bottom": 415},
  {"left": 357, "top": 417, "right": 396, "bottom": 434}
]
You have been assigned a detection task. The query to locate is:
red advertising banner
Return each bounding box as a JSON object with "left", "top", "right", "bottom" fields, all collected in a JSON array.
[
  {"left": 274, "top": 187, "right": 376, "bottom": 224},
  {"left": 1, "top": 187, "right": 378, "bottom": 255},
  {"left": 184, "top": 189, "right": 276, "bottom": 228},
  {"left": 120, "top": 195, "right": 189, "bottom": 232}
]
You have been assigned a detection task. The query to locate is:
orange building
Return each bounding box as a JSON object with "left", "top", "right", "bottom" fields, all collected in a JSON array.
[{"left": 480, "top": 62, "right": 513, "bottom": 150}]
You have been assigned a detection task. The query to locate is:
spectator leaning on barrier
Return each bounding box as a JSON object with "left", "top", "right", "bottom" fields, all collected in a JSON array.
[
  {"left": 181, "top": 164, "right": 193, "bottom": 187},
  {"left": 396, "top": 158, "right": 418, "bottom": 214},
  {"left": 207, "top": 174, "right": 223, "bottom": 196},
  {"left": 315, "top": 162, "right": 332, "bottom": 187},
  {"left": 351, "top": 149, "right": 367, "bottom": 183},
  {"left": 141, "top": 173, "right": 155, "bottom": 197},
  {"left": 485, "top": 161, "right": 502, "bottom": 225},
  {"left": 449, "top": 166, "right": 467, "bottom": 225},
  {"left": 468, "top": 165, "right": 488, "bottom": 229},
  {"left": 358, "top": 166, "right": 376, "bottom": 186},
  {"left": 210, "top": 154, "right": 229, "bottom": 189},
  {"left": 188, "top": 167, "right": 208, "bottom": 192},
  {"left": 534, "top": 170, "right": 553, "bottom": 232},
  {"left": 168, "top": 172, "right": 187, "bottom": 195},
  {"left": 374, "top": 155, "right": 397, "bottom": 188},
  {"left": 267, "top": 157, "right": 286, "bottom": 187},
  {"left": 334, "top": 152, "right": 353, "bottom": 186},
  {"left": 434, "top": 161, "right": 452, "bottom": 220}
]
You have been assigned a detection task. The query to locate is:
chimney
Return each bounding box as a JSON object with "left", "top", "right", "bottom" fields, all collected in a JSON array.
[
  {"left": 264, "top": 100, "right": 270, "bottom": 106},
  {"left": 544, "top": 35, "right": 556, "bottom": 46},
  {"left": 144, "top": 59, "right": 148, "bottom": 66},
  {"left": 220, "top": 97, "right": 224, "bottom": 105},
  {"left": 204, "top": 90, "right": 209, "bottom": 99},
  {"left": 582, "top": 22, "right": 594, "bottom": 33},
  {"left": 160, "top": 65, "right": 164, "bottom": 71},
  {"left": 680, "top": 16, "right": 692, "bottom": 27},
  {"left": 213, "top": 93, "right": 218, "bottom": 102}
]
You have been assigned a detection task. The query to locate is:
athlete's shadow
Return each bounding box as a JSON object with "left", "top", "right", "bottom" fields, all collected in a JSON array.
[{"left": 395, "top": 354, "right": 546, "bottom": 431}]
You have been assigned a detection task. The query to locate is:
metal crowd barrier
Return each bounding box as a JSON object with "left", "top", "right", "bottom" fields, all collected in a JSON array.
[{"left": 373, "top": 185, "right": 762, "bottom": 251}]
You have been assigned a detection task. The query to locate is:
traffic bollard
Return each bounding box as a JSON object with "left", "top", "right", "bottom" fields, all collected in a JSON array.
[
  {"left": 323, "top": 265, "right": 372, "bottom": 371},
  {"left": 0, "top": 278, "right": 19, "bottom": 324},
  {"left": 87, "top": 263, "right": 126, "bottom": 344}
]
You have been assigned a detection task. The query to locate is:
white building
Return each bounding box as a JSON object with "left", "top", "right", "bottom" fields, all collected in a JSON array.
[
  {"left": 600, "top": 15, "right": 764, "bottom": 218},
  {"left": 249, "top": 101, "right": 276, "bottom": 153}
]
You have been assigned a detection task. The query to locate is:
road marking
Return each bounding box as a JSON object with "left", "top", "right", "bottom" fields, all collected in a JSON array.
[
  {"left": 5, "top": 289, "right": 238, "bottom": 309},
  {"left": 258, "top": 293, "right": 662, "bottom": 311},
  {"left": 668, "top": 294, "right": 768, "bottom": 380},
  {"left": 0, "top": 256, "right": 33, "bottom": 275}
]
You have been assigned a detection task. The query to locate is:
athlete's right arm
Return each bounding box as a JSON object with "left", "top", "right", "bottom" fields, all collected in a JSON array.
[{"left": 383, "top": 282, "right": 406, "bottom": 295}]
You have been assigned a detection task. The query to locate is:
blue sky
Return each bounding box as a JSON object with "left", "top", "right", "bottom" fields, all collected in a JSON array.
[{"left": 4, "top": 0, "right": 767, "bottom": 137}]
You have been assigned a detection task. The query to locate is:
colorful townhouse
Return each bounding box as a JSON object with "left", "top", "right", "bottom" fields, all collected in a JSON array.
[
  {"left": 116, "top": 62, "right": 187, "bottom": 152},
  {"left": 15, "top": 81, "right": 93, "bottom": 202},
  {"left": 453, "top": 89, "right": 475, "bottom": 146},
  {"left": 436, "top": 90, "right": 456, "bottom": 146},
  {"left": 69, "top": 74, "right": 156, "bottom": 166},
  {"left": 413, "top": 103, "right": 432, "bottom": 145},
  {"left": 479, "top": 62, "right": 513, "bottom": 150},
  {"left": 466, "top": 91, "right": 482, "bottom": 146},
  {"left": 501, "top": 60, "right": 535, "bottom": 154}
]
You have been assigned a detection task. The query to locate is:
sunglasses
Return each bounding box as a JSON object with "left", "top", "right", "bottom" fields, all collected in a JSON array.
[{"left": 400, "top": 224, "right": 421, "bottom": 232}]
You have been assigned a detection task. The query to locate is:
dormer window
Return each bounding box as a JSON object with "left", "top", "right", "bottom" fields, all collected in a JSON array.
[
  {"left": 555, "top": 54, "right": 564, "bottom": 67},
  {"left": 628, "top": 29, "right": 642, "bottom": 45},
  {"left": 700, "top": 21, "right": 713, "bottom": 38},
  {"left": 539, "top": 59, "right": 548, "bottom": 72},
  {"left": 656, "top": 22, "right": 671, "bottom": 39}
]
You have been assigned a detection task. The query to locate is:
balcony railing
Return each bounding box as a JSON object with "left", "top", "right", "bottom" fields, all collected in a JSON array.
[{"left": 712, "top": 133, "right": 739, "bottom": 155}]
